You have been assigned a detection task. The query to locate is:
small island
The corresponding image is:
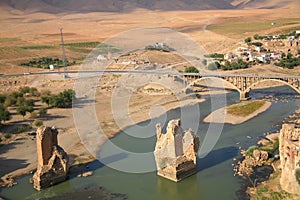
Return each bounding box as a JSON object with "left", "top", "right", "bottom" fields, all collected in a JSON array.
[{"left": 204, "top": 100, "right": 272, "bottom": 125}]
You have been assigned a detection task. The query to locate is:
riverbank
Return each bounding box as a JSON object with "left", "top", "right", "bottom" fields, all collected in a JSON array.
[
  {"left": 204, "top": 100, "right": 272, "bottom": 125},
  {"left": 237, "top": 107, "right": 300, "bottom": 200},
  {"left": 0, "top": 92, "right": 204, "bottom": 188}
]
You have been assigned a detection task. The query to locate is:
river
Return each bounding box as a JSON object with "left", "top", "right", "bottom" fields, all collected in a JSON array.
[{"left": 1, "top": 86, "right": 299, "bottom": 200}]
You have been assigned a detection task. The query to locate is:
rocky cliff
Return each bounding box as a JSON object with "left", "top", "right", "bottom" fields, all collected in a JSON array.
[
  {"left": 154, "top": 119, "right": 200, "bottom": 182},
  {"left": 33, "top": 126, "right": 69, "bottom": 190},
  {"left": 279, "top": 124, "right": 300, "bottom": 194}
]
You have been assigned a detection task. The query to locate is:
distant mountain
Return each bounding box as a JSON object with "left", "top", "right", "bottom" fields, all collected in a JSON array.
[
  {"left": 0, "top": 0, "right": 234, "bottom": 13},
  {"left": 0, "top": 0, "right": 297, "bottom": 13}
]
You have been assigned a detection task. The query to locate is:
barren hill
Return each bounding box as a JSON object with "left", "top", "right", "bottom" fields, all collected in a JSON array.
[
  {"left": 232, "top": 0, "right": 298, "bottom": 9},
  {"left": 0, "top": 0, "right": 234, "bottom": 13}
]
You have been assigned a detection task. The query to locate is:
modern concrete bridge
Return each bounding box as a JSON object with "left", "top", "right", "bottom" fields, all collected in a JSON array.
[{"left": 1, "top": 70, "right": 300, "bottom": 100}]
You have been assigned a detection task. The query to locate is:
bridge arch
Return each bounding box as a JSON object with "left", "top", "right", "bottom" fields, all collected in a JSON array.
[
  {"left": 186, "top": 76, "right": 242, "bottom": 95},
  {"left": 246, "top": 79, "right": 300, "bottom": 95}
]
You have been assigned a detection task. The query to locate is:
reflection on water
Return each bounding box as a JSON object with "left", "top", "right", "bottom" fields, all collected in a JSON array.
[{"left": 1, "top": 86, "right": 300, "bottom": 200}]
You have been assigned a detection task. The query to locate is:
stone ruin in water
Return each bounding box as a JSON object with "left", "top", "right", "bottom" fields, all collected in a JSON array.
[
  {"left": 154, "top": 119, "right": 200, "bottom": 182},
  {"left": 33, "top": 126, "right": 69, "bottom": 190}
]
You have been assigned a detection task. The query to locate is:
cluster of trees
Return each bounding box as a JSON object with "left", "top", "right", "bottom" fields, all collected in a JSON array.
[
  {"left": 41, "top": 89, "right": 75, "bottom": 108},
  {"left": 20, "top": 57, "right": 75, "bottom": 69},
  {"left": 274, "top": 53, "right": 300, "bottom": 69},
  {"left": 145, "top": 44, "right": 175, "bottom": 52},
  {"left": 253, "top": 31, "right": 299, "bottom": 41},
  {"left": 0, "top": 87, "right": 75, "bottom": 125},
  {"left": 204, "top": 53, "right": 224, "bottom": 60},
  {"left": 184, "top": 66, "right": 199, "bottom": 73},
  {"left": 220, "top": 59, "right": 249, "bottom": 71}
]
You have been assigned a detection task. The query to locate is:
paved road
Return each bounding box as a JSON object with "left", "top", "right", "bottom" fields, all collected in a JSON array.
[{"left": 1, "top": 70, "right": 300, "bottom": 79}]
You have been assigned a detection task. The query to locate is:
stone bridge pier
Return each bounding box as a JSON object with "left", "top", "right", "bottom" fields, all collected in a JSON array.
[{"left": 184, "top": 74, "right": 300, "bottom": 101}]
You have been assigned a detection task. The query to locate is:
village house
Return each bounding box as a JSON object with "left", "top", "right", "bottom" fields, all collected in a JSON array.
[{"left": 270, "top": 52, "right": 282, "bottom": 60}]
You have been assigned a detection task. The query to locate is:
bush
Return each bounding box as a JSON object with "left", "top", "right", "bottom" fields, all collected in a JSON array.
[
  {"left": 0, "top": 94, "right": 6, "bottom": 104},
  {"left": 245, "top": 146, "right": 259, "bottom": 157},
  {"left": 253, "top": 34, "right": 260, "bottom": 40},
  {"left": 34, "top": 120, "right": 43, "bottom": 127},
  {"left": 17, "top": 126, "right": 27, "bottom": 133},
  {"left": 4, "top": 133, "right": 11, "bottom": 139},
  {"left": 251, "top": 42, "right": 263, "bottom": 47},
  {"left": 49, "top": 89, "right": 75, "bottom": 108},
  {"left": 296, "top": 169, "right": 300, "bottom": 185},
  {"left": 0, "top": 104, "right": 11, "bottom": 124},
  {"left": 245, "top": 37, "right": 252, "bottom": 43},
  {"left": 39, "top": 107, "right": 47, "bottom": 116},
  {"left": 30, "top": 111, "right": 38, "bottom": 119},
  {"left": 204, "top": 53, "right": 224, "bottom": 59},
  {"left": 185, "top": 66, "right": 199, "bottom": 73}
]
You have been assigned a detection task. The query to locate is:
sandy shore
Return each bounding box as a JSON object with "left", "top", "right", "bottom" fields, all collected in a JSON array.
[{"left": 203, "top": 101, "right": 272, "bottom": 125}]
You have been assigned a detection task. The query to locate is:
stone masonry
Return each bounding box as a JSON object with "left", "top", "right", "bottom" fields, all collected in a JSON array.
[
  {"left": 33, "top": 126, "right": 69, "bottom": 190},
  {"left": 154, "top": 119, "right": 200, "bottom": 182},
  {"left": 279, "top": 124, "right": 300, "bottom": 194}
]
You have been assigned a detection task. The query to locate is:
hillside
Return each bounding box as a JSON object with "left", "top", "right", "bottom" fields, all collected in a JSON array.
[{"left": 1, "top": 0, "right": 298, "bottom": 13}]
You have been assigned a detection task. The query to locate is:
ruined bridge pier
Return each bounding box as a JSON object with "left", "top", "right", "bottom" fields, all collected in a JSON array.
[{"left": 184, "top": 74, "right": 300, "bottom": 101}]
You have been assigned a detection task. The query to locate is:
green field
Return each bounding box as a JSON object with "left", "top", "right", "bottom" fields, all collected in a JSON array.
[
  {"left": 207, "top": 18, "right": 300, "bottom": 36},
  {"left": 227, "top": 100, "right": 265, "bottom": 117}
]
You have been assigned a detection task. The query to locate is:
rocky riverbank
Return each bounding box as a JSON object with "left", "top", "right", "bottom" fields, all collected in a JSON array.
[{"left": 235, "top": 108, "right": 300, "bottom": 200}]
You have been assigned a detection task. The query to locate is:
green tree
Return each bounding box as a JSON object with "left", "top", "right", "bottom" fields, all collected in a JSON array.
[
  {"left": 17, "top": 106, "right": 27, "bottom": 119},
  {"left": 49, "top": 89, "right": 75, "bottom": 108},
  {"left": 253, "top": 34, "right": 260, "bottom": 40},
  {"left": 0, "top": 104, "right": 11, "bottom": 124},
  {"left": 245, "top": 37, "right": 252, "bottom": 43},
  {"left": 41, "top": 96, "right": 51, "bottom": 107},
  {"left": 39, "top": 107, "right": 47, "bottom": 116},
  {"left": 185, "top": 66, "right": 199, "bottom": 73},
  {"left": 0, "top": 94, "right": 6, "bottom": 104},
  {"left": 19, "top": 86, "right": 31, "bottom": 94}
]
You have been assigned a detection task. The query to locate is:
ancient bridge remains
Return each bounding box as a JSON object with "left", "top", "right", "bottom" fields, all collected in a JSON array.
[{"left": 184, "top": 73, "right": 300, "bottom": 100}]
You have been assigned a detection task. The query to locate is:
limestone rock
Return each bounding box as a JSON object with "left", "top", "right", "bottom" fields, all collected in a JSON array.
[
  {"left": 154, "top": 119, "right": 200, "bottom": 182},
  {"left": 33, "top": 126, "right": 69, "bottom": 190},
  {"left": 279, "top": 124, "right": 300, "bottom": 194},
  {"left": 253, "top": 149, "right": 269, "bottom": 162}
]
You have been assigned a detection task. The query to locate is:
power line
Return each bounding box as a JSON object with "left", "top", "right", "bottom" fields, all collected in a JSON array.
[{"left": 60, "top": 28, "right": 67, "bottom": 79}]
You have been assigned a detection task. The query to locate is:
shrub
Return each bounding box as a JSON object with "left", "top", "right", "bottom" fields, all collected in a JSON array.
[
  {"left": 253, "top": 34, "right": 260, "bottom": 40},
  {"left": 296, "top": 169, "right": 300, "bottom": 185},
  {"left": 34, "top": 120, "right": 43, "bottom": 127},
  {"left": 4, "top": 133, "right": 11, "bottom": 139},
  {"left": 251, "top": 42, "right": 263, "bottom": 47},
  {"left": 30, "top": 111, "right": 38, "bottom": 119},
  {"left": 244, "top": 37, "right": 252, "bottom": 43},
  {"left": 245, "top": 146, "right": 259, "bottom": 157},
  {"left": 17, "top": 126, "right": 27, "bottom": 133},
  {"left": 0, "top": 94, "right": 6, "bottom": 104},
  {"left": 0, "top": 104, "right": 11, "bottom": 124},
  {"left": 17, "top": 106, "right": 28, "bottom": 118},
  {"left": 19, "top": 86, "right": 31, "bottom": 94},
  {"left": 185, "top": 66, "right": 199, "bottom": 73},
  {"left": 39, "top": 107, "right": 47, "bottom": 116}
]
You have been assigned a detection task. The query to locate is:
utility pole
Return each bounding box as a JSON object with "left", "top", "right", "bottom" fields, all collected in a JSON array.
[{"left": 60, "top": 28, "right": 67, "bottom": 79}]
